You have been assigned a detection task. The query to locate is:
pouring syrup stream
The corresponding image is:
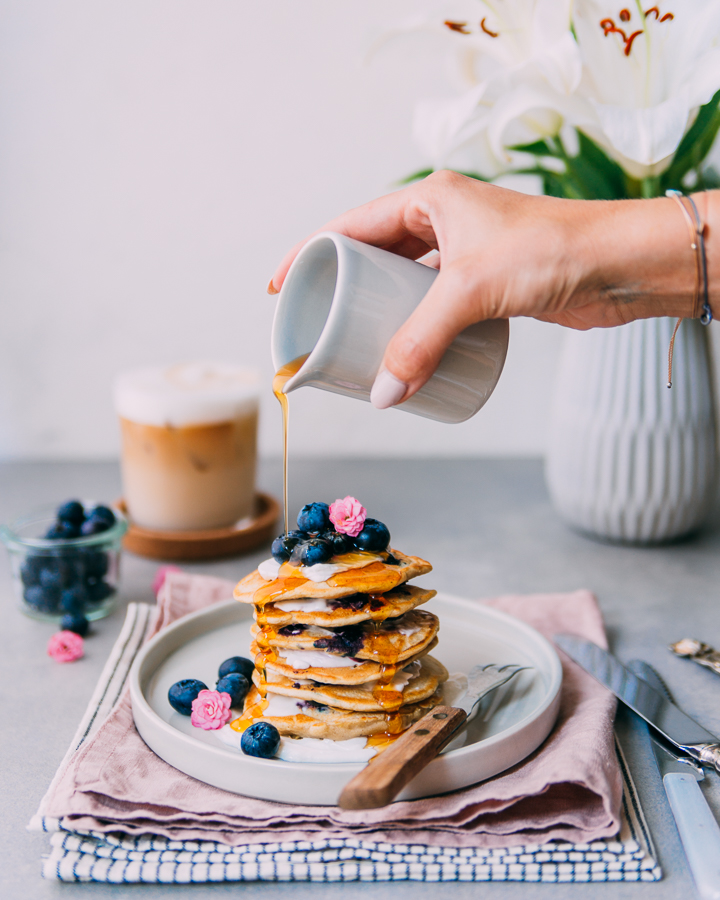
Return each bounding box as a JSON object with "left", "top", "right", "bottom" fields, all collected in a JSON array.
[{"left": 272, "top": 354, "right": 309, "bottom": 534}]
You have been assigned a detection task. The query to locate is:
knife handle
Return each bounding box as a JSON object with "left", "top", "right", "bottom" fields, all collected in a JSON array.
[
  {"left": 337, "top": 706, "right": 466, "bottom": 810},
  {"left": 664, "top": 772, "right": 720, "bottom": 900}
]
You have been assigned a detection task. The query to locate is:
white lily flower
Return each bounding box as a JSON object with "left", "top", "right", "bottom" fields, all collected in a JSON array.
[
  {"left": 404, "top": 0, "right": 580, "bottom": 173},
  {"left": 570, "top": 0, "right": 720, "bottom": 176}
]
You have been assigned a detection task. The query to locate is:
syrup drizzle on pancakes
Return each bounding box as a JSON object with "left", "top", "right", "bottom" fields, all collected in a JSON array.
[{"left": 230, "top": 543, "right": 444, "bottom": 749}]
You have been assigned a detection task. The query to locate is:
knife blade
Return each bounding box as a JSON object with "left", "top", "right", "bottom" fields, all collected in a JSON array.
[
  {"left": 554, "top": 635, "right": 720, "bottom": 775},
  {"left": 628, "top": 661, "right": 720, "bottom": 900}
]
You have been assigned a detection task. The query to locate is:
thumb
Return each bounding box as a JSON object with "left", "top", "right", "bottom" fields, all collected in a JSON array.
[{"left": 370, "top": 265, "right": 487, "bottom": 409}]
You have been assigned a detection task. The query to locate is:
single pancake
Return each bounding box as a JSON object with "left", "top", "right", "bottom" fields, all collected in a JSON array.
[
  {"left": 234, "top": 549, "right": 432, "bottom": 606},
  {"left": 254, "top": 585, "right": 435, "bottom": 628},
  {"left": 251, "top": 636, "right": 439, "bottom": 685},
  {"left": 254, "top": 655, "right": 448, "bottom": 712},
  {"left": 233, "top": 686, "right": 443, "bottom": 741},
  {"left": 252, "top": 609, "right": 439, "bottom": 664}
]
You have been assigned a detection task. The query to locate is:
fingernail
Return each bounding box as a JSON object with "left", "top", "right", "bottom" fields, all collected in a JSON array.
[
  {"left": 267, "top": 279, "right": 279, "bottom": 295},
  {"left": 371, "top": 370, "right": 408, "bottom": 409}
]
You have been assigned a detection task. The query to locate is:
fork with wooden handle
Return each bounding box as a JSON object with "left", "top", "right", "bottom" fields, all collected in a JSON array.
[{"left": 338, "top": 664, "right": 529, "bottom": 810}]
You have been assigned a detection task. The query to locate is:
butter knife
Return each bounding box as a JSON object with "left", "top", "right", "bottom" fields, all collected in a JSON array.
[
  {"left": 555, "top": 635, "right": 720, "bottom": 774},
  {"left": 628, "top": 661, "right": 720, "bottom": 900}
]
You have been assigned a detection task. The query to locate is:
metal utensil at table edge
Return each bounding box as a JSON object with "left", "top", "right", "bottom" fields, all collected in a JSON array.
[
  {"left": 628, "top": 660, "right": 720, "bottom": 900},
  {"left": 337, "top": 663, "right": 530, "bottom": 810},
  {"left": 555, "top": 634, "right": 720, "bottom": 775},
  {"left": 670, "top": 639, "right": 720, "bottom": 679}
]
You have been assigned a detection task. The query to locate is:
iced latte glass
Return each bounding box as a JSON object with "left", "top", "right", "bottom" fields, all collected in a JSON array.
[{"left": 114, "top": 363, "right": 260, "bottom": 531}]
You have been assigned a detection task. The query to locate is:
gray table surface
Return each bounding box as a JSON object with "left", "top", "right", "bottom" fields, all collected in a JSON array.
[{"left": 2, "top": 458, "right": 719, "bottom": 898}]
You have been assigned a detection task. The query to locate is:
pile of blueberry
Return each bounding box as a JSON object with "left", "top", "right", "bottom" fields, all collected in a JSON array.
[
  {"left": 271, "top": 502, "right": 391, "bottom": 567},
  {"left": 168, "top": 656, "right": 253, "bottom": 714},
  {"left": 44, "top": 500, "right": 116, "bottom": 540},
  {"left": 20, "top": 500, "right": 118, "bottom": 630},
  {"left": 168, "top": 656, "right": 280, "bottom": 758}
]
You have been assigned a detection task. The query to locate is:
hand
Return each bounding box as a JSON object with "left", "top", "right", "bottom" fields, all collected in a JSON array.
[{"left": 271, "top": 171, "right": 699, "bottom": 407}]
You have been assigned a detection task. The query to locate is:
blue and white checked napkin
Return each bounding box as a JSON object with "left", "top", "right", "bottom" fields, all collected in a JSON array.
[{"left": 30, "top": 601, "right": 661, "bottom": 884}]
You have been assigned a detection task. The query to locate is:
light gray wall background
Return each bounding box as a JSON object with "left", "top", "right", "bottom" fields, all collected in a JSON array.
[{"left": 1, "top": 1, "right": 716, "bottom": 461}]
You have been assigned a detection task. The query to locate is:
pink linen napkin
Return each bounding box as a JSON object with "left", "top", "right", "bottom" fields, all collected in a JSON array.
[{"left": 43, "top": 572, "right": 622, "bottom": 849}]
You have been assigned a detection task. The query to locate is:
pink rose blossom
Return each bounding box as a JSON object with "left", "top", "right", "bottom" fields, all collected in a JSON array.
[
  {"left": 329, "top": 496, "right": 367, "bottom": 537},
  {"left": 190, "top": 690, "right": 232, "bottom": 730},
  {"left": 47, "top": 630, "right": 84, "bottom": 663},
  {"left": 153, "top": 565, "right": 182, "bottom": 596}
]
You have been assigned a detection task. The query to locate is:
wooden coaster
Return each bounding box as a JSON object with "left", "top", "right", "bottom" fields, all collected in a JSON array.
[{"left": 119, "top": 492, "right": 280, "bottom": 561}]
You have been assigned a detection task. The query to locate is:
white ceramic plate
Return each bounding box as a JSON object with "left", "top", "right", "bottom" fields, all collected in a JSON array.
[{"left": 130, "top": 593, "right": 562, "bottom": 806}]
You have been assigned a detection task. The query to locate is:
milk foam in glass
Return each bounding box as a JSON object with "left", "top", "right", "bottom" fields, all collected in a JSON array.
[{"left": 114, "top": 363, "right": 260, "bottom": 531}]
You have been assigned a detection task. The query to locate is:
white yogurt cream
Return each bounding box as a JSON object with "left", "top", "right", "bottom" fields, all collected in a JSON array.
[
  {"left": 217, "top": 693, "right": 376, "bottom": 763},
  {"left": 354, "top": 660, "right": 420, "bottom": 693},
  {"left": 265, "top": 692, "right": 304, "bottom": 716},
  {"left": 392, "top": 660, "right": 420, "bottom": 689},
  {"left": 277, "top": 736, "right": 374, "bottom": 763},
  {"left": 257, "top": 552, "right": 386, "bottom": 584},
  {"left": 217, "top": 725, "right": 375, "bottom": 763},
  {"left": 272, "top": 598, "right": 332, "bottom": 613},
  {"left": 441, "top": 672, "right": 468, "bottom": 708},
  {"left": 280, "top": 648, "right": 364, "bottom": 669},
  {"left": 396, "top": 622, "right": 421, "bottom": 636}
]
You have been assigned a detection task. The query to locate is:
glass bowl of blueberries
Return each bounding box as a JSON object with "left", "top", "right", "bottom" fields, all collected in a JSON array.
[{"left": 0, "top": 499, "right": 128, "bottom": 622}]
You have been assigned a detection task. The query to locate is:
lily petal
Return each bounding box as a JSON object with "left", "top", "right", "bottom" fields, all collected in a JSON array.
[{"left": 413, "top": 83, "right": 489, "bottom": 166}]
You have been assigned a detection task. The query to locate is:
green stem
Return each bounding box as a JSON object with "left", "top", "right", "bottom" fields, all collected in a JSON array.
[{"left": 641, "top": 175, "right": 661, "bottom": 199}]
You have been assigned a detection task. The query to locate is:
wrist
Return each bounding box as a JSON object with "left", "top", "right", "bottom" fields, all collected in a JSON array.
[{"left": 576, "top": 196, "right": 697, "bottom": 322}]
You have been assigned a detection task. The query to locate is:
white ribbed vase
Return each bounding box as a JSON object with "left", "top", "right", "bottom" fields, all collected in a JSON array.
[{"left": 546, "top": 318, "right": 717, "bottom": 543}]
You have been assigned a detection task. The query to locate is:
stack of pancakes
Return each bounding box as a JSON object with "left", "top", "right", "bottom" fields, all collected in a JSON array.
[{"left": 231, "top": 549, "right": 447, "bottom": 745}]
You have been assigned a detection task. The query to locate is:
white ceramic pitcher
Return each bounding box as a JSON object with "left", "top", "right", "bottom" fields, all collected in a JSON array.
[{"left": 271, "top": 231, "right": 509, "bottom": 424}]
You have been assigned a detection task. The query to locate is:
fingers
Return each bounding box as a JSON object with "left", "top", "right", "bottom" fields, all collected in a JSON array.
[
  {"left": 269, "top": 185, "right": 438, "bottom": 292},
  {"left": 371, "top": 264, "right": 484, "bottom": 407}
]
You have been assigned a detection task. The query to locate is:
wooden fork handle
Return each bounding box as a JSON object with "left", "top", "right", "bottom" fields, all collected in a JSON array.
[{"left": 337, "top": 706, "right": 466, "bottom": 810}]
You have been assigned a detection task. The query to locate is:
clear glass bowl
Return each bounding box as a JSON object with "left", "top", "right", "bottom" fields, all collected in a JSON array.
[{"left": 0, "top": 503, "right": 128, "bottom": 622}]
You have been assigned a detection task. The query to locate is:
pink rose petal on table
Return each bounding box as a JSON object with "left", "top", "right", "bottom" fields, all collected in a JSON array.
[
  {"left": 329, "top": 496, "right": 367, "bottom": 537},
  {"left": 153, "top": 565, "right": 182, "bottom": 596},
  {"left": 190, "top": 690, "right": 232, "bottom": 730},
  {"left": 47, "top": 630, "right": 84, "bottom": 663}
]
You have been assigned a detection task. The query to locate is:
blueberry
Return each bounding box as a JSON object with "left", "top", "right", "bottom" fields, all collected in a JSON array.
[
  {"left": 278, "top": 623, "right": 306, "bottom": 636},
  {"left": 39, "top": 568, "right": 63, "bottom": 591},
  {"left": 353, "top": 518, "right": 390, "bottom": 552},
  {"left": 20, "top": 555, "right": 43, "bottom": 586},
  {"left": 216, "top": 673, "right": 250, "bottom": 707},
  {"left": 271, "top": 529, "right": 306, "bottom": 563},
  {"left": 298, "top": 538, "right": 334, "bottom": 566},
  {"left": 45, "top": 520, "right": 81, "bottom": 540},
  {"left": 23, "top": 584, "right": 60, "bottom": 613},
  {"left": 60, "top": 612, "right": 89, "bottom": 636},
  {"left": 218, "top": 656, "right": 255, "bottom": 681},
  {"left": 80, "top": 515, "right": 111, "bottom": 536},
  {"left": 241, "top": 721, "right": 280, "bottom": 758},
  {"left": 318, "top": 529, "right": 353, "bottom": 556},
  {"left": 89, "top": 505, "right": 116, "bottom": 525},
  {"left": 57, "top": 500, "right": 85, "bottom": 525},
  {"left": 168, "top": 678, "right": 208, "bottom": 716},
  {"left": 296, "top": 502, "right": 330, "bottom": 533},
  {"left": 80, "top": 505, "right": 116, "bottom": 536},
  {"left": 314, "top": 624, "right": 364, "bottom": 657},
  {"left": 39, "top": 563, "right": 70, "bottom": 591},
  {"left": 61, "top": 583, "right": 89, "bottom": 614},
  {"left": 86, "top": 579, "right": 114, "bottom": 604},
  {"left": 78, "top": 549, "right": 109, "bottom": 579}
]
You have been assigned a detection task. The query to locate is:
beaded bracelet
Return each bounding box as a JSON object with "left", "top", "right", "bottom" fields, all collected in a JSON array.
[{"left": 664, "top": 190, "right": 713, "bottom": 387}]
